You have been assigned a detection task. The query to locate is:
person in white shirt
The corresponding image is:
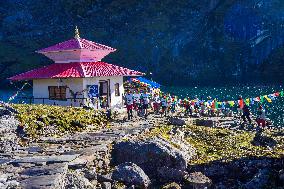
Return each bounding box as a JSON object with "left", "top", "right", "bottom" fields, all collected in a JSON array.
[
  {"left": 142, "top": 90, "right": 149, "bottom": 118},
  {"left": 153, "top": 93, "right": 160, "bottom": 114},
  {"left": 125, "top": 90, "right": 134, "bottom": 120},
  {"left": 161, "top": 95, "right": 168, "bottom": 117},
  {"left": 256, "top": 105, "right": 266, "bottom": 128}
]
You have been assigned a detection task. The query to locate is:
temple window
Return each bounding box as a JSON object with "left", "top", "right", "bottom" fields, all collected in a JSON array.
[{"left": 48, "top": 86, "right": 67, "bottom": 100}]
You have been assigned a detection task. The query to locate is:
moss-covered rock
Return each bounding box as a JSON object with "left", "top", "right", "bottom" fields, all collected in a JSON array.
[
  {"left": 144, "top": 123, "right": 284, "bottom": 165},
  {"left": 12, "top": 104, "right": 109, "bottom": 139}
]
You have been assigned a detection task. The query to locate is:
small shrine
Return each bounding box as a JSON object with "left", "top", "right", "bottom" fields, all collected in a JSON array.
[{"left": 8, "top": 27, "right": 144, "bottom": 108}]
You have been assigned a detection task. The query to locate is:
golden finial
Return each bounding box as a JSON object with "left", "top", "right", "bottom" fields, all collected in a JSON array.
[{"left": 74, "top": 26, "right": 80, "bottom": 38}]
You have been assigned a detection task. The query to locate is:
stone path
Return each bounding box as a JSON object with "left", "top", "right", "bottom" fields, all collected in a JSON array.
[
  {"left": 0, "top": 114, "right": 166, "bottom": 189},
  {"left": 2, "top": 108, "right": 267, "bottom": 189}
]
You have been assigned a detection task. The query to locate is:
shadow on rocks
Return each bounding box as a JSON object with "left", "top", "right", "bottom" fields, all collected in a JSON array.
[
  {"left": 251, "top": 131, "right": 277, "bottom": 148},
  {"left": 187, "top": 156, "right": 284, "bottom": 188}
]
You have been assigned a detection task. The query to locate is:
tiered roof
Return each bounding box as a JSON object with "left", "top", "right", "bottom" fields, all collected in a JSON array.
[
  {"left": 37, "top": 37, "right": 116, "bottom": 53},
  {"left": 9, "top": 62, "right": 144, "bottom": 81},
  {"left": 8, "top": 27, "right": 144, "bottom": 81}
]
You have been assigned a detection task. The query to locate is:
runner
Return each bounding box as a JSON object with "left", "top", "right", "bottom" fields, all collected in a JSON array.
[
  {"left": 125, "top": 90, "right": 134, "bottom": 120},
  {"left": 133, "top": 89, "right": 140, "bottom": 116},
  {"left": 237, "top": 96, "right": 244, "bottom": 116},
  {"left": 142, "top": 90, "right": 150, "bottom": 118},
  {"left": 153, "top": 93, "right": 160, "bottom": 114},
  {"left": 161, "top": 95, "right": 168, "bottom": 117},
  {"left": 200, "top": 102, "right": 206, "bottom": 116},
  {"left": 167, "top": 94, "right": 172, "bottom": 114},
  {"left": 256, "top": 105, "right": 266, "bottom": 128},
  {"left": 242, "top": 104, "right": 252, "bottom": 124},
  {"left": 171, "top": 95, "right": 177, "bottom": 114},
  {"left": 184, "top": 98, "right": 191, "bottom": 116}
]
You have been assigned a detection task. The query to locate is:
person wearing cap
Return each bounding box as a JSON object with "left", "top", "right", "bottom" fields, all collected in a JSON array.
[
  {"left": 125, "top": 90, "right": 134, "bottom": 120},
  {"left": 256, "top": 105, "right": 266, "bottom": 128}
]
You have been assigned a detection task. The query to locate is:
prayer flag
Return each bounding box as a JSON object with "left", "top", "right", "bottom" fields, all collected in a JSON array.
[
  {"left": 214, "top": 100, "right": 218, "bottom": 109},
  {"left": 260, "top": 96, "right": 264, "bottom": 103},
  {"left": 263, "top": 95, "right": 272, "bottom": 103},
  {"left": 254, "top": 97, "right": 260, "bottom": 102},
  {"left": 238, "top": 99, "right": 244, "bottom": 108},
  {"left": 221, "top": 102, "right": 225, "bottom": 109},
  {"left": 245, "top": 98, "right": 250, "bottom": 106},
  {"left": 228, "top": 101, "right": 235, "bottom": 107},
  {"left": 268, "top": 94, "right": 275, "bottom": 100},
  {"left": 250, "top": 98, "right": 254, "bottom": 105}
]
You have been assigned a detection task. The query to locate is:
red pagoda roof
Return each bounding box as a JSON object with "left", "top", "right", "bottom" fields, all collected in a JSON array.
[
  {"left": 37, "top": 38, "right": 116, "bottom": 53},
  {"left": 8, "top": 62, "right": 144, "bottom": 81}
]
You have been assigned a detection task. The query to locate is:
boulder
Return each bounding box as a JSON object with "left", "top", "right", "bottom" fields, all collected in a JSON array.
[
  {"left": 64, "top": 171, "right": 95, "bottom": 189},
  {"left": 162, "top": 182, "right": 181, "bottom": 189},
  {"left": 102, "top": 182, "right": 112, "bottom": 189},
  {"left": 251, "top": 133, "right": 277, "bottom": 147},
  {"left": 168, "top": 117, "right": 185, "bottom": 126},
  {"left": 0, "top": 107, "right": 12, "bottom": 117},
  {"left": 195, "top": 119, "right": 214, "bottom": 127},
  {"left": 111, "top": 138, "right": 194, "bottom": 182},
  {"left": 111, "top": 162, "right": 150, "bottom": 188},
  {"left": 184, "top": 172, "right": 212, "bottom": 189},
  {"left": 83, "top": 168, "right": 97, "bottom": 181},
  {"left": 97, "top": 173, "right": 113, "bottom": 183},
  {"left": 0, "top": 104, "right": 18, "bottom": 116},
  {"left": 244, "top": 169, "right": 270, "bottom": 189}
]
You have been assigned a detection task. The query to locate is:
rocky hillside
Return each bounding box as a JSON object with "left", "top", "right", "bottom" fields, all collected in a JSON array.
[
  {"left": 0, "top": 0, "right": 284, "bottom": 86},
  {"left": 1, "top": 104, "right": 283, "bottom": 188}
]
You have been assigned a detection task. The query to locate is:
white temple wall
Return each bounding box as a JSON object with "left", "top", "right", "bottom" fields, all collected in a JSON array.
[
  {"left": 83, "top": 76, "right": 124, "bottom": 109},
  {"left": 33, "top": 78, "right": 84, "bottom": 106},
  {"left": 32, "top": 76, "right": 124, "bottom": 109}
]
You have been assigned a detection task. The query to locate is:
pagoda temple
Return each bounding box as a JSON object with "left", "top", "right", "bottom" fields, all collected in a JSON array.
[{"left": 8, "top": 27, "right": 144, "bottom": 108}]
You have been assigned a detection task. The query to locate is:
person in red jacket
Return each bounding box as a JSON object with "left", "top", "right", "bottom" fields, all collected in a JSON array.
[{"left": 237, "top": 96, "right": 244, "bottom": 116}]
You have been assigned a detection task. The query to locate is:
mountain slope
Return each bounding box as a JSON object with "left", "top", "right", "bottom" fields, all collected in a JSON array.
[{"left": 0, "top": 0, "right": 283, "bottom": 86}]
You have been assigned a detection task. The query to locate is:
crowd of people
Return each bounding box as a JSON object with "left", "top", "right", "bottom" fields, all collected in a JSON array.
[{"left": 123, "top": 89, "right": 268, "bottom": 128}]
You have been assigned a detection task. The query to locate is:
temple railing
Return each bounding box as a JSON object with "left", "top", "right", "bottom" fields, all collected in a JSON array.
[{"left": 14, "top": 97, "right": 102, "bottom": 108}]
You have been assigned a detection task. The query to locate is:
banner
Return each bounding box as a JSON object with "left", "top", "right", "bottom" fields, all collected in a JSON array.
[{"left": 88, "top": 85, "right": 99, "bottom": 98}]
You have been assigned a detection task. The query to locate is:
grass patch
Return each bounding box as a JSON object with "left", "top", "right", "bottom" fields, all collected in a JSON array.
[
  {"left": 12, "top": 104, "right": 109, "bottom": 139},
  {"left": 144, "top": 123, "right": 284, "bottom": 165},
  {"left": 185, "top": 125, "right": 284, "bottom": 165}
]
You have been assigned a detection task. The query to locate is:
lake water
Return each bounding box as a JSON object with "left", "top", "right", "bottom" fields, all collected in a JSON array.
[{"left": 1, "top": 85, "right": 283, "bottom": 127}]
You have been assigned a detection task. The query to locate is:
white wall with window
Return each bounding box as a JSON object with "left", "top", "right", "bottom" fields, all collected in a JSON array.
[
  {"left": 32, "top": 76, "right": 124, "bottom": 108},
  {"left": 33, "top": 78, "right": 84, "bottom": 106}
]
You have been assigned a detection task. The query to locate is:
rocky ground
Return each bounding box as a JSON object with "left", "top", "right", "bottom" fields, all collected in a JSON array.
[{"left": 0, "top": 104, "right": 284, "bottom": 189}]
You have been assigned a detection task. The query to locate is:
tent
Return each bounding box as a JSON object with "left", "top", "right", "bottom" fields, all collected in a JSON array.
[{"left": 130, "top": 77, "right": 161, "bottom": 89}]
